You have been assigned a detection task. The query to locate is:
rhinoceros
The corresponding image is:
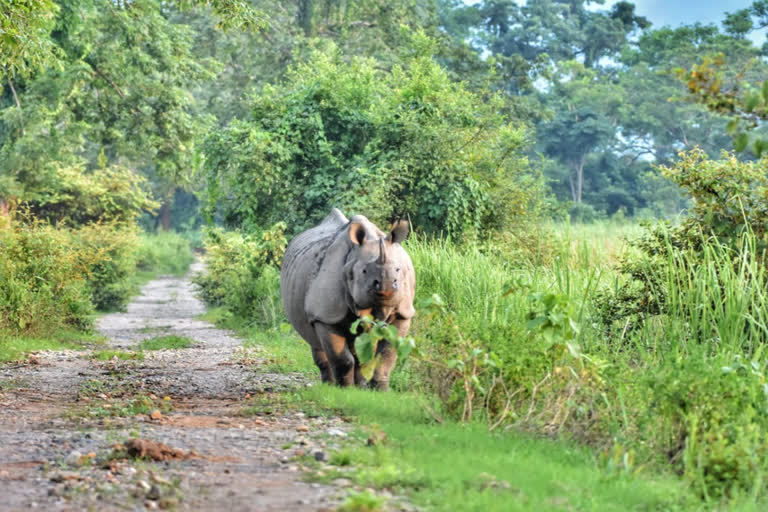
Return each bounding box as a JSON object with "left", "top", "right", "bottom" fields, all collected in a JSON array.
[{"left": 280, "top": 208, "right": 415, "bottom": 390}]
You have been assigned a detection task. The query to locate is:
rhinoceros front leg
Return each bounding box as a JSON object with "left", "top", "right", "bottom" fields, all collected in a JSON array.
[
  {"left": 310, "top": 346, "right": 332, "bottom": 383},
  {"left": 314, "top": 323, "right": 356, "bottom": 386},
  {"left": 369, "top": 317, "right": 411, "bottom": 391}
]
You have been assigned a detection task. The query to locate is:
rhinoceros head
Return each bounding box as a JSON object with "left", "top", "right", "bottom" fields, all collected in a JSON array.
[{"left": 345, "top": 219, "right": 410, "bottom": 314}]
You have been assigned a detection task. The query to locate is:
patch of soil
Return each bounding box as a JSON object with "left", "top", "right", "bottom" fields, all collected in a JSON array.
[{"left": 0, "top": 261, "right": 345, "bottom": 511}]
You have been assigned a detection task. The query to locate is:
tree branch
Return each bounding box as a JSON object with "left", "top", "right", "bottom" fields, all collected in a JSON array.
[
  {"left": 87, "top": 61, "right": 126, "bottom": 98},
  {"left": 7, "top": 77, "right": 25, "bottom": 136}
]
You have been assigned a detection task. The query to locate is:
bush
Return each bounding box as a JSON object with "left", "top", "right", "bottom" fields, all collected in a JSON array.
[
  {"left": 76, "top": 223, "right": 141, "bottom": 311},
  {"left": 598, "top": 150, "right": 768, "bottom": 342},
  {"left": 0, "top": 217, "right": 93, "bottom": 333},
  {"left": 644, "top": 356, "right": 768, "bottom": 499},
  {"left": 27, "top": 163, "right": 158, "bottom": 226},
  {"left": 193, "top": 224, "right": 286, "bottom": 328},
  {"left": 0, "top": 208, "right": 147, "bottom": 332},
  {"left": 135, "top": 231, "right": 196, "bottom": 276},
  {"left": 203, "top": 33, "right": 546, "bottom": 237}
]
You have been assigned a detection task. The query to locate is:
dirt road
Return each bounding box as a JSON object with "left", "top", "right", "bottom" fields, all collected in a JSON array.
[{"left": 0, "top": 262, "right": 344, "bottom": 511}]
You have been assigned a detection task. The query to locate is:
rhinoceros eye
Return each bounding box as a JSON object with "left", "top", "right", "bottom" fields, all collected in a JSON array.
[
  {"left": 396, "top": 268, "right": 401, "bottom": 272},
  {"left": 362, "top": 269, "right": 367, "bottom": 274}
]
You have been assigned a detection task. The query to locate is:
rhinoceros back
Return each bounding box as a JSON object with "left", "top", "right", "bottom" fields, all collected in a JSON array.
[{"left": 280, "top": 208, "right": 349, "bottom": 348}]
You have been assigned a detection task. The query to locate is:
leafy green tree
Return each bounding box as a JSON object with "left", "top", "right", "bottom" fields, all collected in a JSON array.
[
  {"left": 203, "top": 34, "right": 545, "bottom": 236},
  {"left": 538, "top": 62, "right": 621, "bottom": 204},
  {"left": 0, "top": 0, "right": 220, "bottom": 228}
]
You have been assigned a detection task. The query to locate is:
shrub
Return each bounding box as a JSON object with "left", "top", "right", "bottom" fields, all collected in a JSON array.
[
  {"left": 75, "top": 223, "right": 141, "bottom": 311},
  {"left": 193, "top": 224, "right": 286, "bottom": 328},
  {"left": 27, "top": 163, "right": 158, "bottom": 226},
  {"left": 203, "top": 33, "right": 546, "bottom": 237},
  {"left": 135, "top": 231, "right": 196, "bottom": 276},
  {"left": 644, "top": 356, "right": 768, "bottom": 499},
  {"left": 0, "top": 216, "right": 94, "bottom": 332}
]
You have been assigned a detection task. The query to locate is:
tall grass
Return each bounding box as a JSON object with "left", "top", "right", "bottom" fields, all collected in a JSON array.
[
  {"left": 200, "top": 221, "right": 768, "bottom": 503},
  {"left": 135, "top": 231, "right": 196, "bottom": 277}
]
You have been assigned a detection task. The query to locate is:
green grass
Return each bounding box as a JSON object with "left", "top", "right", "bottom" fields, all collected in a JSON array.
[
  {"left": 293, "top": 385, "right": 700, "bottom": 511},
  {"left": 92, "top": 349, "right": 144, "bottom": 361},
  {"left": 136, "top": 231, "right": 196, "bottom": 277},
  {"left": 139, "top": 335, "right": 195, "bottom": 351},
  {"left": 200, "top": 307, "right": 316, "bottom": 375},
  {"left": 201, "top": 221, "right": 768, "bottom": 506},
  {"left": 0, "top": 329, "right": 106, "bottom": 362}
]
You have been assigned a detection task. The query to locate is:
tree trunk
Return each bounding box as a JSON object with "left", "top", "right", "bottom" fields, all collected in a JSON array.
[
  {"left": 154, "top": 193, "right": 173, "bottom": 231},
  {"left": 298, "top": 0, "right": 315, "bottom": 37},
  {"left": 576, "top": 153, "right": 585, "bottom": 204}
]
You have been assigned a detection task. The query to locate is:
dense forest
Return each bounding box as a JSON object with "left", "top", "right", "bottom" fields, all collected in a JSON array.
[
  {"left": 4, "top": 0, "right": 766, "bottom": 227},
  {"left": 4, "top": 0, "right": 768, "bottom": 509}
]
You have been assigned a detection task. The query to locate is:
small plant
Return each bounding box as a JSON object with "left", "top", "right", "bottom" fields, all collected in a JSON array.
[
  {"left": 526, "top": 292, "right": 581, "bottom": 366},
  {"left": 337, "top": 490, "right": 385, "bottom": 512},
  {"left": 92, "top": 350, "right": 144, "bottom": 361},
  {"left": 351, "top": 315, "right": 416, "bottom": 380},
  {"left": 140, "top": 335, "right": 194, "bottom": 351}
]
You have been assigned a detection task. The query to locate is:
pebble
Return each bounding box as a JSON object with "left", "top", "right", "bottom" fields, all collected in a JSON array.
[
  {"left": 313, "top": 450, "right": 327, "bottom": 462},
  {"left": 64, "top": 450, "right": 83, "bottom": 466},
  {"left": 327, "top": 428, "right": 347, "bottom": 437},
  {"left": 295, "top": 425, "right": 309, "bottom": 432}
]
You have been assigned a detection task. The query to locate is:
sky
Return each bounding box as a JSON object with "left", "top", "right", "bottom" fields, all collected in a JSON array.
[{"left": 600, "top": 0, "right": 766, "bottom": 44}]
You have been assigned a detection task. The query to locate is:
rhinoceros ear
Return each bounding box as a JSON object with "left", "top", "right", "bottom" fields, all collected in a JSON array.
[
  {"left": 348, "top": 222, "right": 367, "bottom": 246},
  {"left": 388, "top": 220, "right": 410, "bottom": 244}
]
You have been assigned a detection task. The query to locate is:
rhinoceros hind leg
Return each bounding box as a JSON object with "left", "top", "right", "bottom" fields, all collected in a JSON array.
[
  {"left": 310, "top": 346, "right": 332, "bottom": 383},
  {"left": 315, "top": 324, "right": 355, "bottom": 386}
]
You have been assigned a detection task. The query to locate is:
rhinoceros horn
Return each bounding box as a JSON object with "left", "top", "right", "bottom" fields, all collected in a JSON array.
[{"left": 378, "top": 238, "right": 387, "bottom": 264}]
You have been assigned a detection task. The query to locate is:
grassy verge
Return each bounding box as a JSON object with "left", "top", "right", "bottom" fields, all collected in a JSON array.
[
  {"left": 227, "top": 320, "right": 704, "bottom": 511},
  {"left": 200, "top": 307, "right": 316, "bottom": 375},
  {"left": 0, "top": 329, "right": 106, "bottom": 363},
  {"left": 297, "top": 385, "right": 703, "bottom": 512},
  {"left": 140, "top": 335, "right": 195, "bottom": 351},
  {"left": 211, "top": 308, "right": 697, "bottom": 511}
]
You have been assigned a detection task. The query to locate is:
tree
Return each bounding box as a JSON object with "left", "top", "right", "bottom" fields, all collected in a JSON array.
[
  {"left": 0, "top": 0, "right": 220, "bottom": 229},
  {"left": 203, "top": 34, "right": 545, "bottom": 236},
  {"left": 538, "top": 62, "right": 620, "bottom": 204}
]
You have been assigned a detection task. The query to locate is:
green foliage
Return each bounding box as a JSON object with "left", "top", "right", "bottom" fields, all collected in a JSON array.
[
  {"left": 135, "top": 231, "right": 196, "bottom": 277},
  {"left": 0, "top": 208, "right": 145, "bottom": 332},
  {"left": 659, "top": 149, "right": 768, "bottom": 247},
  {"left": 599, "top": 150, "right": 768, "bottom": 341},
  {"left": 351, "top": 315, "right": 416, "bottom": 380},
  {"left": 203, "top": 34, "right": 543, "bottom": 236},
  {"left": 193, "top": 224, "right": 286, "bottom": 327},
  {"left": 647, "top": 355, "right": 768, "bottom": 499},
  {"left": 0, "top": 216, "right": 93, "bottom": 333},
  {"left": 76, "top": 223, "right": 141, "bottom": 311},
  {"left": 0, "top": 0, "right": 61, "bottom": 80},
  {"left": 140, "top": 335, "right": 194, "bottom": 350},
  {"left": 26, "top": 163, "right": 158, "bottom": 225},
  {"left": 0, "top": 0, "right": 217, "bottom": 208}
]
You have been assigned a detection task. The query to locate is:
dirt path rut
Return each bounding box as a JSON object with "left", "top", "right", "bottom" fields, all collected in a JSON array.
[{"left": 0, "top": 262, "right": 344, "bottom": 511}]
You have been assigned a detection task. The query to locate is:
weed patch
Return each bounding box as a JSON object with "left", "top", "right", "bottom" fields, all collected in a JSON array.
[
  {"left": 0, "top": 330, "right": 105, "bottom": 362},
  {"left": 140, "top": 335, "right": 194, "bottom": 351},
  {"left": 91, "top": 350, "right": 144, "bottom": 361}
]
